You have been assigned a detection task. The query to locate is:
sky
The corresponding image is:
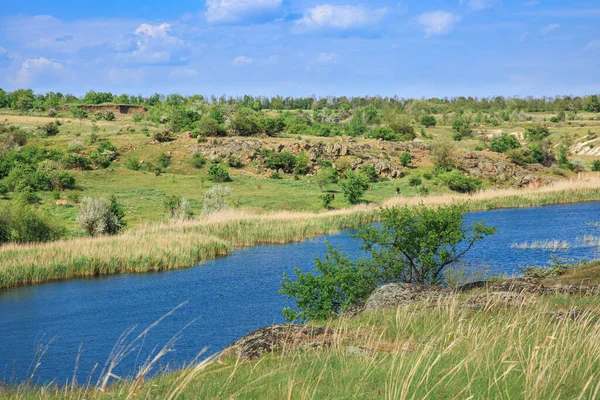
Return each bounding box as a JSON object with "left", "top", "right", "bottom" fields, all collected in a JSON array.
[{"left": 0, "top": 0, "right": 599, "bottom": 98}]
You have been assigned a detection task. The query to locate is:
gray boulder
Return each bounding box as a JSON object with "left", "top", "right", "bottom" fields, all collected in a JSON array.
[{"left": 363, "top": 283, "right": 451, "bottom": 312}]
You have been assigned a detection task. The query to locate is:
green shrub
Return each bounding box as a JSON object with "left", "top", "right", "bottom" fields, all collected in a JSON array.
[
  {"left": 191, "top": 153, "right": 207, "bottom": 169},
  {"left": 230, "top": 108, "right": 260, "bottom": 136},
  {"left": 360, "top": 164, "right": 378, "bottom": 182},
  {"left": 77, "top": 196, "right": 124, "bottom": 237},
  {"left": 125, "top": 156, "right": 141, "bottom": 171},
  {"left": 270, "top": 171, "right": 282, "bottom": 179},
  {"left": 409, "top": 177, "right": 422, "bottom": 186},
  {"left": 420, "top": 114, "right": 437, "bottom": 127},
  {"left": 441, "top": 170, "right": 480, "bottom": 193},
  {"left": 592, "top": 160, "right": 600, "bottom": 172},
  {"left": 389, "top": 116, "right": 416, "bottom": 141},
  {"left": 157, "top": 153, "right": 172, "bottom": 168},
  {"left": 320, "top": 193, "right": 334, "bottom": 209},
  {"left": 202, "top": 185, "right": 231, "bottom": 215},
  {"left": 266, "top": 151, "right": 297, "bottom": 173},
  {"left": 294, "top": 153, "right": 309, "bottom": 175},
  {"left": 489, "top": 134, "right": 521, "bottom": 153},
  {"left": 400, "top": 151, "right": 412, "bottom": 167},
  {"left": 340, "top": 170, "right": 369, "bottom": 204},
  {"left": 207, "top": 162, "right": 232, "bottom": 182},
  {"left": 72, "top": 108, "right": 88, "bottom": 119},
  {"left": 8, "top": 203, "right": 64, "bottom": 243},
  {"left": 63, "top": 154, "right": 92, "bottom": 170},
  {"left": 153, "top": 130, "right": 175, "bottom": 142},
  {"left": 523, "top": 124, "right": 550, "bottom": 141},
  {"left": 163, "top": 195, "right": 193, "bottom": 220},
  {"left": 40, "top": 122, "right": 59, "bottom": 136},
  {"left": 369, "top": 127, "right": 397, "bottom": 141},
  {"left": 197, "top": 115, "right": 226, "bottom": 137},
  {"left": 228, "top": 154, "right": 243, "bottom": 168},
  {"left": 314, "top": 167, "right": 338, "bottom": 190},
  {"left": 94, "top": 110, "right": 115, "bottom": 121}
]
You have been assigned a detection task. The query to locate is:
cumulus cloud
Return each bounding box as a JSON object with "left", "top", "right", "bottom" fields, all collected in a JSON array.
[
  {"left": 417, "top": 11, "right": 461, "bottom": 38},
  {"left": 206, "top": 0, "right": 283, "bottom": 24},
  {"left": 14, "top": 57, "right": 64, "bottom": 84},
  {"left": 294, "top": 4, "right": 387, "bottom": 32},
  {"left": 540, "top": 23, "right": 559, "bottom": 35},
  {"left": 460, "top": 0, "right": 500, "bottom": 11},
  {"left": 118, "top": 23, "right": 187, "bottom": 64},
  {"left": 232, "top": 55, "right": 253, "bottom": 66}
]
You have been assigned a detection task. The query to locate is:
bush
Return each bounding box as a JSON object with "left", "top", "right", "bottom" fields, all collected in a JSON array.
[
  {"left": 230, "top": 108, "right": 260, "bottom": 136},
  {"left": 270, "top": 171, "right": 282, "bottom": 179},
  {"left": 94, "top": 110, "right": 115, "bottom": 121},
  {"left": 340, "top": 170, "right": 369, "bottom": 204},
  {"left": 320, "top": 193, "right": 334, "bottom": 209},
  {"left": 400, "top": 151, "right": 412, "bottom": 167},
  {"left": 197, "top": 115, "right": 226, "bottom": 137},
  {"left": 294, "top": 152, "right": 309, "bottom": 175},
  {"left": 440, "top": 170, "right": 480, "bottom": 193},
  {"left": 280, "top": 204, "right": 496, "bottom": 321},
  {"left": 314, "top": 167, "right": 338, "bottom": 190},
  {"left": 409, "top": 177, "right": 422, "bottom": 186},
  {"left": 227, "top": 154, "right": 243, "bottom": 168},
  {"left": 125, "top": 156, "right": 141, "bottom": 171},
  {"left": 266, "top": 151, "right": 297, "bottom": 173},
  {"left": 523, "top": 124, "right": 550, "bottom": 141},
  {"left": 63, "top": 154, "right": 92, "bottom": 170},
  {"left": 592, "top": 160, "right": 600, "bottom": 172},
  {"left": 420, "top": 114, "right": 437, "bottom": 127},
  {"left": 360, "top": 164, "right": 378, "bottom": 182},
  {"left": 489, "top": 134, "right": 521, "bottom": 153},
  {"left": 8, "top": 203, "right": 64, "bottom": 243},
  {"left": 153, "top": 130, "right": 175, "bottom": 142},
  {"left": 191, "top": 153, "right": 207, "bottom": 169},
  {"left": 77, "top": 197, "right": 123, "bottom": 237},
  {"left": 72, "top": 108, "right": 88, "bottom": 119},
  {"left": 451, "top": 115, "right": 471, "bottom": 137},
  {"left": 67, "top": 140, "right": 85, "bottom": 153},
  {"left": 157, "top": 153, "right": 171, "bottom": 168},
  {"left": 202, "top": 185, "right": 231, "bottom": 215},
  {"left": 207, "top": 162, "right": 231, "bottom": 182},
  {"left": 40, "top": 122, "right": 60, "bottom": 136},
  {"left": 557, "top": 145, "right": 573, "bottom": 170},
  {"left": 89, "top": 151, "right": 112, "bottom": 169},
  {"left": 429, "top": 140, "right": 454, "bottom": 171},
  {"left": 389, "top": 116, "right": 416, "bottom": 141},
  {"left": 163, "top": 195, "right": 193, "bottom": 220},
  {"left": 369, "top": 127, "right": 397, "bottom": 141}
]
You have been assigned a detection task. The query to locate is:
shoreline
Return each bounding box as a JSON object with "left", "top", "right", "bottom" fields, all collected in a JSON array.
[{"left": 1, "top": 179, "right": 600, "bottom": 290}]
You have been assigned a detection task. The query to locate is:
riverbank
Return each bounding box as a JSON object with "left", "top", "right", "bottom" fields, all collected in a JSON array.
[
  {"left": 4, "top": 262, "right": 600, "bottom": 399},
  {"left": 1, "top": 179, "right": 600, "bottom": 290}
]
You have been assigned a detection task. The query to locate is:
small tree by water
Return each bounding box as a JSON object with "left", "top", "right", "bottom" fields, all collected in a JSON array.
[
  {"left": 77, "top": 197, "right": 123, "bottom": 237},
  {"left": 202, "top": 185, "right": 232, "bottom": 215},
  {"left": 280, "top": 204, "right": 496, "bottom": 321}
]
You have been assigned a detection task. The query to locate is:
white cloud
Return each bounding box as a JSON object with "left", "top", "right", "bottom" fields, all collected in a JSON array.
[
  {"left": 294, "top": 4, "right": 388, "bottom": 32},
  {"left": 315, "top": 52, "right": 338, "bottom": 65},
  {"left": 522, "top": 0, "right": 540, "bottom": 6},
  {"left": 14, "top": 57, "right": 64, "bottom": 84},
  {"left": 416, "top": 11, "right": 461, "bottom": 38},
  {"left": 120, "top": 22, "right": 187, "bottom": 64},
  {"left": 461, "top": 0, "right": 500, "bottom": 11},
  {"left": 169, "top": 67, "right": 199, "bottom": 79},
  {"left": 232, "top": 55, "right": 253, "bottom": 66},
  {"left": 584, "top": 40, "right": 600, "bottom": 50},
  {"left": 540, "top": 23, "right": 559, "bottom": 35},
  {"left": 206, "top": 0, "right": 283, "bottom": 24}
]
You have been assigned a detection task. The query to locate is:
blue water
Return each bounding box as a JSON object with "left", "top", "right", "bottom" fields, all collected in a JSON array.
[{"left": 1, "top": 202, "right": 600, "bottom": 386}]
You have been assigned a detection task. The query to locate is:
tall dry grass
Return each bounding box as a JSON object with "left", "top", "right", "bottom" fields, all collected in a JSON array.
[
  {"left": 5, "top": 294, "right": 600, "bottom": 399},
  {"left": 1, "top": 179, "right": 600, "bottom": 290}
]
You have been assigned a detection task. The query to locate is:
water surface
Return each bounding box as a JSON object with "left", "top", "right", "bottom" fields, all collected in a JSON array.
[{"left": 1, "top": 201, "right": 599, "bottom": 385}]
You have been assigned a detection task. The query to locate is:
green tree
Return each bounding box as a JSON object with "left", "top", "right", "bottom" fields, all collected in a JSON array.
[
  {"left": 320, "top": 193, "right": 334, "bottom": 209},
  {"left": 489, "top": 134, "right": 521, "bottom": 153},
  {"left": 583, "top": 95, "right": 600, "bottom": 113},
  {"left": 420, "top": 114, "right": 437, "bottom": 127},
  {"left": 230, "top": 108, "right": 260, "bottom": 136},
  {"left": 400, "top": 151, "right": 412, "bottom": 167},
  {"left": 523, "top": 125, "right": 550, "bottom": 141},
  {"left": 197, "top": 115, "right": 226, "bottom": 137},
  {"left": 207, "top": 162, "right": 232, "bottom": 182},
  {"left": 107, "top": 194, "right": 126, "bottom": 234},
  {"left": 557, "top": 146, "right": 573, "bottom": 170},
  {"left": 592, "top": 160, "right": 600, "bottom": 172},
  {"left": 340, "top": 170, "right": 369, "bottom": 204},
  {"left": 280, "top": 205, "right": 496, "bottom": 321},
  {"left": 429, "top": 140, "right": 454, "bottom": 171},
  {"left": 313, "top": 167, "right": 338, "bottom": 191}
]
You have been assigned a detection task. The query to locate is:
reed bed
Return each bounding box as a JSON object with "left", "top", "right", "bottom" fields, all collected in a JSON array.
[
  {"left": 0, "top": 210, "right": 375, "bottom": 289},
  {"left": 511, "top": 239, "right": 571, "bottom": 251},
  {"left": 6, "top": 295, "right": 600, "bottom": 399},
  {"left": 1, "top": 179, "right": 600, "bottom": 290}
]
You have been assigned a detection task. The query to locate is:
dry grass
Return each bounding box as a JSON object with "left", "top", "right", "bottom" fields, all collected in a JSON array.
[{"left": 5, "top": 294, "right": 600, "bottom": 399}]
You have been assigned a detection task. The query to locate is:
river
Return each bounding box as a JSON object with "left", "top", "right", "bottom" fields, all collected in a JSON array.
[{"left": 1, "top": 201, "right": 599, "bottom": 385}]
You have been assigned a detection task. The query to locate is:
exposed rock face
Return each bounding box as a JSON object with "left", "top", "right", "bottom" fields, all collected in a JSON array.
[
  {"left": 193, "top": 138, "right": 424, "bottom": 178},
  {"left": 462, "top": 291, "right": 534, "bottom": 310},
  {"left": 459, "top": 278, "right": 600, "bottom": 296},
  {"left": 363, "top": 283, "right": 452, "bottom": 312},
  {"left": 220, "top": 324, "right": 332, "bottom": 360},
  {"left": 455, "top": 152, "right": 553, "bottom": 188}
]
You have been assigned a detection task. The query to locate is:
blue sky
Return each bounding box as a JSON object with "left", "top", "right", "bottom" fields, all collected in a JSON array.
[{"left": 1, "top": 0, "right": 599, "bottom": 97}]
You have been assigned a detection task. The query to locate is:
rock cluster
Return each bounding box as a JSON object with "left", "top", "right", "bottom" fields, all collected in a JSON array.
[
  {"left": 363, "top": 283, "right": 452, "bottom": 312},
  {"left": 456, "top": 152, "right": 552, "bottom": 187},
  {"left": 220, "top": 324, "right": 332, "bottom": 360},
  {"left": 194, "top": 138, "right": 427, "bottom": 178}
]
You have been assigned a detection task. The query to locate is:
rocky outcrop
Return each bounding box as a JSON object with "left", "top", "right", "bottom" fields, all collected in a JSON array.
[
  {"left": 456, "top": 152, "right": 553, "bottom": 188},
  {"left": 462, "top": 291, "right": 534, "bottom": 310},
  {"left": 363, "top": 283, "right": 452, "bottom": 312},
  {"left": 193, "top": 138, "right": 424, "bottom": 178},
  {"left": 220, "top": 324, "right": 333, "bottom": 360},
  {"left": 459, "top": 277, "right": 600, "bottom": 296}
]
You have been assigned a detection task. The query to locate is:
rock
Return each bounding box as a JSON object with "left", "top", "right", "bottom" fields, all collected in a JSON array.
[
  {"left": 547, "top": 309, "right": 596, "bottom": 321},
  {"left": 459, "top": 278, "right": 600, "bottom": 296},
  {"left": 220, "top": 324, "right": 331, "bottom": 360},
  {"left": 345, "top": 346, "right": 372, "bottom": 357},
  {"left": 363, "top": 283, "right": 452, "bottom": 312},
  {"left": 462, "top": 291, "right": 533, "bottom": 310},
  {"left": 55, "top": 200, "right": 68, "bottom": 206}
]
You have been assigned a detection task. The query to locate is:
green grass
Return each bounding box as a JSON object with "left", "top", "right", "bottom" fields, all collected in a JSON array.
[{"left": 5, "top": 292, "right": 600, "bottom": 399}]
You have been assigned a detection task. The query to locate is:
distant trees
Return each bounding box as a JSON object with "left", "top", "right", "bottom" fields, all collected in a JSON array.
[{"left": 583, "top": 95, "right": 600, "bottom": 113}]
